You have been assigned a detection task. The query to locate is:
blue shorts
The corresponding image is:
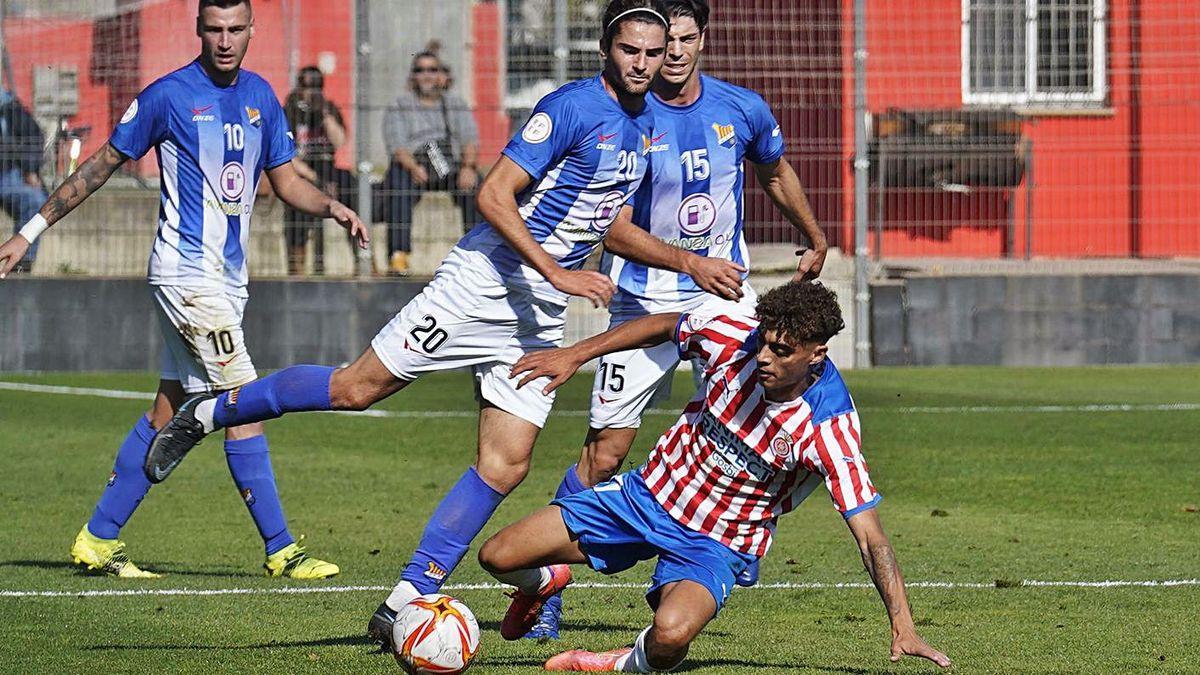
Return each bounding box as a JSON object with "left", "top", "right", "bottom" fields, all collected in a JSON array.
[{"left": 553, "top": 471, "right": 756, "bottom": 613}]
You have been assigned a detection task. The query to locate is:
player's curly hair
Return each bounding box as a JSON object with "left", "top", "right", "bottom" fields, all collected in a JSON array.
[
  {"left": 600, "top": 0, "right": 670, "bottom": 52},
  {"left": 756, "top": 281, "right": 845, "bottom": 345},
  {"left": 664, "top": 0, "right": 710, "bottom": 33}
]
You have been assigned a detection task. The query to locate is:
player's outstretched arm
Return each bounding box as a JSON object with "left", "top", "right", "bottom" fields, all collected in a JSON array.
[
  {"left": 846, "top": 508, "right": 952, "bottom": 668},
  {"left": 478, "top": 156, "right": 614, "bottom": 308},
  {"left": 266, "top": 162, "right": 368, "bottom": 248},
  {"left": 752, "top": 159, "right": 827, "bottom": 280},
  {"left": 511, "top": 312, "right": 680, "bottom": 395},
  {"left": 605, "top": 207, "right": 745, "bottom": 301},
  {"left": 0, "top": 142, "right": 126, "bottom": 278}
]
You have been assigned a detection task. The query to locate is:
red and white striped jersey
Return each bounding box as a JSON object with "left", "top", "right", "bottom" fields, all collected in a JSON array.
[{"left": 639, "top": 313, "right": 881, "bottom": 556}]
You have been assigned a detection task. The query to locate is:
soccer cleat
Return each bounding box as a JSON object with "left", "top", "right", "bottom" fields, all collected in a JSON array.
[
  {"left": 736, "top": 558, "right": 760, "bottom": 587},
  {"left": 69, "top": 526, "right": 161, "bottom": 578},
  {"left": 143, "top": 394, "right": 213, "bottom": 483},
  {"left": 500, "top": 564, "right": 573, "bottom": 640},
  {"left": 263, "top": 536, "right": 340, "bottom": 579},
  {"left": 366, "top": 602, "right": 398, "bottom": 651},
  {"left": 524, "top": 592, "right": 563, "bottom": 640},
  {"left": 544, "top": 647, "right": 632, "bottom": 671}
]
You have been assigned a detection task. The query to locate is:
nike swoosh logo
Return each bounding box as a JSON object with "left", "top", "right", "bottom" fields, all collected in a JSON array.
[
  {"left": 598, "top": 132, "right": 618, "bottom": 142},
  {"left": 598, "top": 396, "right": 617, "bottom": 404},
  {"left": 651, "top": 131, "right": 668, "bottom": 143},
  {"left": 191, "top": 104, "right": 214, "bottom": 115}
]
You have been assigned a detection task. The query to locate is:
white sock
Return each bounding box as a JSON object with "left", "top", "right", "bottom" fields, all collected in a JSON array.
[
  {"left": 616, "top": 627, "right": 653, "bottom": 672},
  {"left": 384, "top": 580, "right": 421, "bottom": 612},
  {"left": 195, "top": 398, "right": 218, "bottom": 434},
  {"left": 491, "top": 566, "right": 551, "bottom": 595}
]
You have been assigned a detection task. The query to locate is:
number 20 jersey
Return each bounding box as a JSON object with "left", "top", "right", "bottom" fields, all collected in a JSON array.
[
  {"left": 109, "top": 59, "right": 296, "bottom": 298},
  {"left": 605, "top": 75, "right": 786, "bottom": 315}
]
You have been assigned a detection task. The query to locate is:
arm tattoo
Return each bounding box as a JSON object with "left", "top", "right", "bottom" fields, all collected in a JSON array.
[
  {"left": 866, "top": 541, "right": 906, "bottom": 617},
  {"left": 42, "top": 144, "right": 126, "bottom": 225}
]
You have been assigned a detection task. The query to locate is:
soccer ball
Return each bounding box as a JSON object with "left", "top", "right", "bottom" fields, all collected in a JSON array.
[{"left": 391, "top": 593, "right": 481, "bottom": 674}]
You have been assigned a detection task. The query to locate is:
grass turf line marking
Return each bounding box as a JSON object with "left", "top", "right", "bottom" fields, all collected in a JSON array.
[
  {"left": 2, "top": 579, "right": 1197, "bottom": 599},
  {"left": 2, "top": 381, "right": 1198, "bottom": 417}
]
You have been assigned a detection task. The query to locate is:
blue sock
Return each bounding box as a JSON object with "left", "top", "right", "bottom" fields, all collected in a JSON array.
[
  {"left": 87, "top": 416, "right": 156, "bottom": 539},
  {"left": 225, "top": 435, "right": 294, "bottom": 555},
  {"left": 554, "top": 463, "right": 587, "bottom": 500},
  {"left": 401, "top": 467, "right": 506, "bottom": 594},
  {"left": 213, "top": 365, "right": 334, "bottom": 429}
]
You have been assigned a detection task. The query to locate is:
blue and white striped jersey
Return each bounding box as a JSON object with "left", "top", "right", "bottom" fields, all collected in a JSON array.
[
  {"left": 605, "top": 75, "right": 785, "bottom": 314},
  {"left": 458, "top": 75, "right": 657, "bottom": 304},
  {"left": 110, "top": 60, "right": 295, "bottom": 297}
]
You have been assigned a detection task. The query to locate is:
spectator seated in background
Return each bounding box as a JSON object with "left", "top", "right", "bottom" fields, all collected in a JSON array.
[
  {"left": 0, "top": 87, "right": 48, "bottom": 274},
  {"left": 283, "top": 66, "right": 347, "bottom": 275},
  {"left": 380, "top": 43, "right": 480, "bottom": 276}
]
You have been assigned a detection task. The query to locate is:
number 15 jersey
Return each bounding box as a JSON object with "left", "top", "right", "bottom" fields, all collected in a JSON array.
[{"left": 605, "top": 75, "right": 785, "bottom": 315}]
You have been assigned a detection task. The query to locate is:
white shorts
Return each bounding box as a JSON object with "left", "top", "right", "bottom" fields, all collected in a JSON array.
[
  {"left": 588, "top": 285, "right": 758, "bottom": 430},
  {"left": 370, "top": 248, "right": 566, "bottom": 428},
  {"left": 153, "top": 285, "right": 258, "bottom": 395}
]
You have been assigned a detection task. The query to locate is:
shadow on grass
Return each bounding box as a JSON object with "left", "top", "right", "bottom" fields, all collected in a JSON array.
[
  {"left": 85, "top": 635, "right": 377, "bottom": 651},
  {"left": 678, "top": 660, "right": 891, "bottom": 674},
  {"left": 0, "top": 559, "right": 258, "bottom": 579}
]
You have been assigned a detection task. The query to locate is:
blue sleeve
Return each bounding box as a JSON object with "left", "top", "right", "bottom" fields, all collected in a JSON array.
[
  {"left": 261, "top": 86, "right": 296, "bottom": 169},
  {"left": 502, "top": 94, "right": 580, "bottom": 179},
  {"left": 743, "top": 93, "right": 785, "bottom": 165},
  {"left": 108, "top": 82, "right": 169, "bottom": 160}
]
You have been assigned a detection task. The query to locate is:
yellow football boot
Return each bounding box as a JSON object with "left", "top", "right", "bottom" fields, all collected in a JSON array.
[
  {"left": 264, "top": 536, "right": 339, "bottom": 579},
  {"left": 70, "top": 526, "right": 161, "bottom": 579}
]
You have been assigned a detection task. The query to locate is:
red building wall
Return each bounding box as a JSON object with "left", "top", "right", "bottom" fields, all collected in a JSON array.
[{"left": 849, "top": 0, "right": 1200, "bottom": 257}]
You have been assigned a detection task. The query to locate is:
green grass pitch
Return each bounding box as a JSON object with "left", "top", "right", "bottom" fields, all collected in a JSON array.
[{"left": 0, "top": 366, "right": 1197, "bottom": 673}]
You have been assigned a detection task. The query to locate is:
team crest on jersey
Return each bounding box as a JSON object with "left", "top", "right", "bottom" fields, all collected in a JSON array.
[
  {"left": 241, "top": 487, "right": 255, "bottom": 506},
  {"left": 225, "top": 386, "right": 241, "bottom": 408},
  {"left": 245, "top": 106, "right": 262, "bottom": 127},
  {"left": 522, "top": 112, "right": 553, "bottom": 144},
  {"left": 424, "top": 562, "right": 448, "bottom": 581},
  {"left": 770, "top": 435, "right": 792, "bottom": 460},
  {"left": 120, "top": 99, "right": 139, "bottom": 124},
  {"left": 642, "top": 130, "right": 669, "bottom": 154},
  {"left": 712, "top": 122, "right": 736, "bottom": 146}
]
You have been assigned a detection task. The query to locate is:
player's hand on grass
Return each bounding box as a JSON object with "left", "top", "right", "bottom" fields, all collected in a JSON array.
[
  {"left": 550, "top": 269, "right": 615, "bottom": 308},
  {"left": 510, "top": 346, "right": 585, "bottom": 395},
  {"left": 793, "top": 242, "right": 828, "bottom": 281},
  {"left": 890, "top": 630, "right": 951, "bottom": 668},
  {"left": 685, "top": 256, "right": 746, "bottom": 301},
  {"left": 0, "top": 235, "right": 31, "bottom": 279},
  {"left": 330, "top": 201, "right": 370, "bottom": 249}
]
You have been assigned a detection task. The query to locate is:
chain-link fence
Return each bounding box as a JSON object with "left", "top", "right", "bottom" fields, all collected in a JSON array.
[{"left": 1, "top": 0, "right": 1197, "bottom": 279}]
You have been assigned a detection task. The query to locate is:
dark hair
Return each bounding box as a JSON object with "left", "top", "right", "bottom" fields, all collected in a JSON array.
[
  {"left": 756, "top": 281, "right": 845, "bottom": 345},
  {"left": 409, "top": 42, "right": 451, "bottom": 92},
  {"left": 297, "top": 66, "right": 323, "bottom": 89},
  {"left": 663, "top": 0, "right": 709, "bottom": 33},
  {"left": 600, "top": 0, "right": 669, "bottom": 52},
  {"left": 198, "top": 0, "right": 251, "bottom": 12}
]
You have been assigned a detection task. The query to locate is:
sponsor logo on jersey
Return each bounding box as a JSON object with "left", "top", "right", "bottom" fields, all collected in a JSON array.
[
  {"left": 660, "top": 232, "right": 733, "bottom": 251},
  {"left": 771, "top": 435, "right": 792, "bottom": 460},
  {"left": 641, "top": 130, "right": 670, "bottom": 154},
  {"left": 596, "top": 131, "right": 617, "bottom": 151},
  {"left": 592, "top": 190, "right": 627, "bottom": 229},
  {"left": 677, "top": 193, "right": 717, "bottom": 235},
  {"left": 120, "top": 99, "right": 139, "bottom": 124},
  {"left": 205, "top": 199, "right": 251, "bottom": 216},
  {"left": 220, "top": 162, "right": 247, "bottom": 200},
  {"left": 424, "top": 561, "right": 448, "bottom": 581},
  {"left": 522, "top": 112, "right": 553, "bottom": 144},
  {"left": 241, "top": 487, "right": 255, "bottom": 506},
  {"left": 192, "top": 104, "right": 216, "bottom": 122},
  {"left": 712, "top": 122, "right": 736, "bottom": 146},
  {"left": 699, "top": 411, "right": 774, "bottom": 481},
  {"left": 245, "top": 106, "right": 262, "bottom": 127}
]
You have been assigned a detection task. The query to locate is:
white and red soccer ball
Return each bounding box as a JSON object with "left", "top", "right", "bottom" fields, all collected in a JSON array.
[{"left": 391, "top": 594, "right": 481, "bottom": 674}]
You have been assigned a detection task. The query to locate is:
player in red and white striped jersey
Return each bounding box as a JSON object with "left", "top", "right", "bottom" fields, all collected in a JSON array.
[{"left": 480, "top": 281, "right": 950, "bottom": 672}]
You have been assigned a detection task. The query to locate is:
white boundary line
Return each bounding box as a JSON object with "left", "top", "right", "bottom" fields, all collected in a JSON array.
[
  {"left": 2, "top": 381, "right": 1197, "bottom": 417},
  {"left": 1, "top": 579, "right": 1198, "bottom": 599}
]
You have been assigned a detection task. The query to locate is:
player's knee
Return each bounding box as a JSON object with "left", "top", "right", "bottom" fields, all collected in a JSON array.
[
  {"left": 477, "top": 534, "right": 513, "bottom": 574},
  {"left": 581, "top": 428, "right": 635, "bottom": 486},
  {"left": 475, "top": 452, "right": 530, "bottom": 495},
  {"left": 328, "top": 372, "right": 377, "bottom": 411},
  {"left": 651, "top": 608, "right": 698, "bottom": 653}
]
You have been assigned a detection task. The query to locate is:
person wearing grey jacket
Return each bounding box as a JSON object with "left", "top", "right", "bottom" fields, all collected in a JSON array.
[{"left": 380, "top": 48, "right": 480, "bottom": 276}]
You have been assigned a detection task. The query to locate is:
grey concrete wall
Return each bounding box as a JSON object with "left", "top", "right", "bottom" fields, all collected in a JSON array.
[
  {"left": 871, "top": 274, "right": 1200, "bottom": 366},
  {"left": 0, "top": 278, "right": 424, "bottom": 373}
]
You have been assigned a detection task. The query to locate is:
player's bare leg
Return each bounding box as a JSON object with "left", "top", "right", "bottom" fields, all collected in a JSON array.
[
  {"left": 577, "top": 426, "right": 640, "bottom": 486},
  {"left": 478, "top": 505, "right": 584, "bottom": 639},
  {"left": 544, "top": 580, "right": 715, "bottom": 672},
  {"left": 327, "top": 345, "right": 410, "bottom": 411}
]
